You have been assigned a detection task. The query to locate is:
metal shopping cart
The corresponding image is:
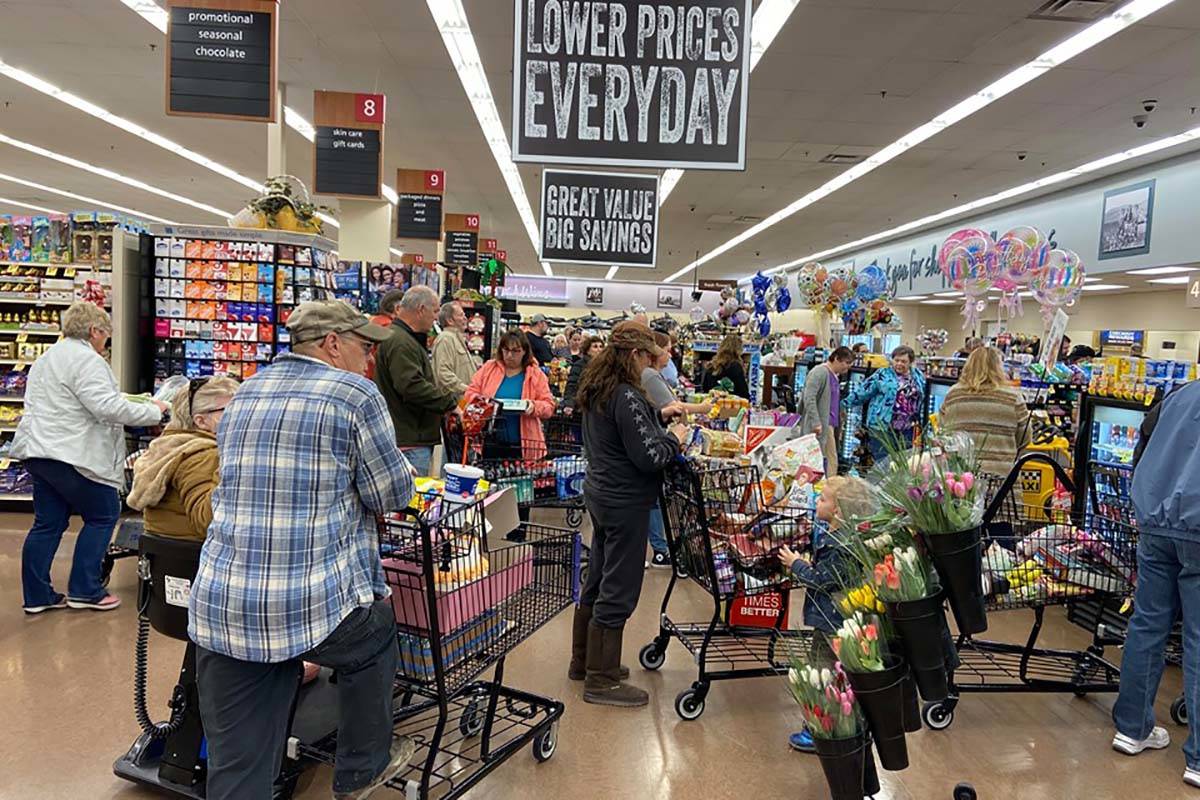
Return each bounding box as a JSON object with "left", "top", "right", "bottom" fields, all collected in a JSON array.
[
  {"left": 639, "top": 459, "right": 814, "bottom": 720},
  {"left": 298, "top": 493, "right": 581, "bottom": 799},
  {"left": 920, "top": 453, "right": 1139, "bottom": 731}
]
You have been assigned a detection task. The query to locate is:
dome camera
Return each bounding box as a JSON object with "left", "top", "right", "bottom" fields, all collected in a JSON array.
[
  {"left": 1133, "top": 114, "right": 1149, "bottom": 129},
  {"left": 1017, "top": 151, "right": 1028, "bottom": 161},
  {"left": 1142, "top": 99, "right": 1158, "bottom": 113}
]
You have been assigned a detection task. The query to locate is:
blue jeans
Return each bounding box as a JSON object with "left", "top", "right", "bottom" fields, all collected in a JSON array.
[
  {"left": 21, "top": 458, "right": 120, "bottom": 607},
  {"left": 1113, "top": 533, "right": 1200, "bottom": 769},
  {"left": 867, "top": 428, "right": 913, "bottom": 465},
  {"left": 648, "top": 503, "right": 667, "bottom": 555},
  {"left": 401, "top": 446, "right": 434, "bottom": 478}
]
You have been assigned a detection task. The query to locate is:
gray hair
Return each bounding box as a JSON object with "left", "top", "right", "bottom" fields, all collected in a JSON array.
[
  {"left": 400, "top": 285, "right": 439, "bottom": 312},
  {"left": 165, "top": 376, "right": 240, "bottom": 431},
  {"left": 61, "top": 301, "right": 111, "bottom": 340},
  {"left": 379, "top": 289, "right": 406, "bottom": 315},
  {"left": 892, "top": 345, "right": 917, "bottom": 362},
  {"left": 438, "top": 301, "right": 462, "bottom": 327}
]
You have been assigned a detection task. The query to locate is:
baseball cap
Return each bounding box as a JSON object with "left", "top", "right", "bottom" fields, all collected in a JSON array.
[
  {"left": 287, "top": 300, "right": 393, "bottom": 344},
  {"left": 530, "top": 313, "right": 548, "bottom": 324},
  {"left": 610, "top": 321, "right": 664, "bottom": 357}
]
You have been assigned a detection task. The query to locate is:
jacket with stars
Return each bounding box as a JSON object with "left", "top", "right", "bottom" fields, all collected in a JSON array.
[{"left": 582, "top": 383, "right": 678, "bottom": 510}]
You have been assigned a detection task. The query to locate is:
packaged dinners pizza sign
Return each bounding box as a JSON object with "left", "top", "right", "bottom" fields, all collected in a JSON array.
[{"left": 512, "top": 0, "right": 751, "bottom": 170}]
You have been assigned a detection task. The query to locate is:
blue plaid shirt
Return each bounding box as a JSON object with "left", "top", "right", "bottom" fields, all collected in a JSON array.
[{"left": 189, "top": 353, "right": 414, "bottom": 663}]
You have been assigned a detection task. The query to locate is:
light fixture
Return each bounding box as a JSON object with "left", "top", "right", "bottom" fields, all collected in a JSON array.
[
  {"left": 0, "top": 132, "right": 233, "bottom": 218},
  {"left": 1084, "top": 277, "right": 1102, "bottom": 283},
  {"left": 1146, "top": 276, "right": 1192, "bottom": 285},
  {"left": 1081, "top": 283, "right": 1129, "bottom": 291},
  {"left": 935, "top": 291, "right": 962, "bottom": 297},
  {"left": 658, "top": 0, "right": 802, "bottom": 206},
  {"left": 1127, "top": 265, "right": 1198, "bottom": 275},
  {"left": 667, "top": 0, "right": 1180, "bottom": 283},
  {"left": 0, "top": 196, "right": 64, "bottom": 215},
  {"left": 920, "top": 299, "right": 957, "bottom": 305},
  {"left": 426, "top": 0, "right": 551, "bottom": 276},
  {"left": 0, "top": 172, "right": 175, "bottom": 224},
  {"left": 896, "top": 295, "right": 929, "bottom": 301},
  {"left": 605, "top": 266, "right": 620, "bottom": 281},
  {"left": 390, "top": 247, "right": 405, "bottom": 259}
]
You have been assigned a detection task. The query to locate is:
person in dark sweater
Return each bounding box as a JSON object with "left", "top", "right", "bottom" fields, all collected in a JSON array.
[
  {"left": 700, "top": 332, "right": 750, "bottom": 400},
  {"left": 525, "top": 314, "right": 554, "bottom": 365},
  {"left": 560, "top": 336, "right": 604, "bottom": 414},
  {"left": 570, "top": 321, "right": 687, "bottom": 707}
]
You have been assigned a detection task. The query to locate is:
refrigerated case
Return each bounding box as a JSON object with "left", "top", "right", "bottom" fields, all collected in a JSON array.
[
  {"left": 839, "top": 366, "right": 873, "bottom": 474},
  {"left": 924, "top": 377, "right": 954, "bottom": 430},
  {"left": 1072, "top": 394, "right": 1152, "bottom": 524}
]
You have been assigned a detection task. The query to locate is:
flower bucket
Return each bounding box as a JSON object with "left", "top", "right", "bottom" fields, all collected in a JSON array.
[
  {"left": 885, "top": 593, "right": 950, "bottom": 702},
  {"left": 900, "top": 669, "right": 922, "bottom": 733},
  {"left": 813, "top": 733, "right": 878, "bottom": 800},
  {"left": 922, "top": 526, "right": 988, "bottom": 635},
  {"left": 845, "top": 658, "right": 910, "bottom": 771}
]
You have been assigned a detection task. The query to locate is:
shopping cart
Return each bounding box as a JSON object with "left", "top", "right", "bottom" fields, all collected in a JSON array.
[
  {"left": 640, "top": 459, "right": 814, "bottom": 720},
  {"left": 920, "top": 453, "right": 1138, "bottom": 731},
  {"left": 102, "top": 427, "right": 159, "bottom": 586},
  {"left": 298, "top": 493, "right": 581, "bottom": 799}
]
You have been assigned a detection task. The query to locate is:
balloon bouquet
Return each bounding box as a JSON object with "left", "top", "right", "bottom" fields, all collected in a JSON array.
[
  {"left": 917, "top": 327, "right": 949, "bottom": 357},
  {"left": 797, "top": 261, "right": 898, "bottom": 335}
]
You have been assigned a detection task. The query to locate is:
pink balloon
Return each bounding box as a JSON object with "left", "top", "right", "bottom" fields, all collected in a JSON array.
[
  {"left": 940, "top": 229, "right": 997, "bottom": 297},
  {"left": 995, "top": 225, "right": 1048, "bottom": 288},
  {"left": 1031, "top": 249, "right": 1086, "bottom": 308}
]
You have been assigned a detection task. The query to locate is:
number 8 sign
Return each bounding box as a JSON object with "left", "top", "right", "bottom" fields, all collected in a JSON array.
[{"left": 355, "top": 93, "right": 385, "bottom": 124}]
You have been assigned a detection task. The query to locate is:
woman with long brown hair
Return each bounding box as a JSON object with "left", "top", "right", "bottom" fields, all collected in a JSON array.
[
  {"left": 569, "top": 322, "right": 687, "bottom": 707},
  {"left": 939, "top": 346, "right": 1030, "bottom": 476},
  {"left": 700, "top": 332, "right": 750, "bottom": 400}
]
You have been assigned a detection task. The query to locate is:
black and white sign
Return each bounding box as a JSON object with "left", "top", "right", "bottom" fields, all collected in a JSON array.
[
  {"left": 540, "top": 169, "right": 659, "bottom": 268},
  {"left": 314, "top": 126, "right": 381, "bottom": 197},
  {"left": 396, "top": 193, "right": 444, "bottom": 240},
  {"left": 512, "top": 0, "right": 752, "bottom": 170},
  {"left": 168, "top": 4, "right": 275, "bottom": 119},
  {"left": 444, "top": 231, "right": 479, "bottom": 268},
  {"left": 585, "top": 286, "right": 604, "bottom": 305}
]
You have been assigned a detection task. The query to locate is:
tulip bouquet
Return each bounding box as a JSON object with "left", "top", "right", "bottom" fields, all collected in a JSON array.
[
  {"left": 831, "top": 612, "right": 888, "bottom": 673},
  {"left": 787, "top": 662, "right": 863, "bottom": 740},
  {"left": 875, "top": 431, "right": 986, "bottom": 536},
  {"left": 837, "top": 582, "right": 887, "bottom": 618},
  {"left": 871, "top": 546, "right": 932, "bottom": 602}
]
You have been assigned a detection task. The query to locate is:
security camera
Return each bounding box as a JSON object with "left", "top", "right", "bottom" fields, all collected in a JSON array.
[
  {"left": 1142, "top": 99, "right": 1158, "bottom": 113},
  {"left": 689, "top": 206, "right": 696, "bottom": 213},
  {"left": 1133, "top": 114, "right": 1149, "bottom": 129},
  {"left": 691, "top": 290, "right": 702, "bottom": 302},
  {"left": 1017, "top": 151, "right": 1027, "bottom": 161}
]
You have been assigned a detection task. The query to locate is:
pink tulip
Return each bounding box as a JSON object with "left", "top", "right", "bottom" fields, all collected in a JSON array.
[
  {"left": 962, "top": 472, "right": 975, "bottom": 491},
  {"left": 841, "top": 701, "right": 853, "bottom": 716},
  {"left": 864, "top": 624, "right": 878, "bottom": 641}
]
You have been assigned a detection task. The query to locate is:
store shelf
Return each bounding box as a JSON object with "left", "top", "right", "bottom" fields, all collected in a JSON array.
[
  {"left": 0, "top": 329, "right": 60, "bottom": 337},
  {"left": 0, "top": 359, "right": 31, "bottom": 366},
  {"left": 0, "top": 298, "right": 74, "bottom": 307},
  {"left": 0, "top": 492, "right": 31, "bottom": 501},
  {"left": 0, "top": 396, "right": 24, "bottom": 403}
]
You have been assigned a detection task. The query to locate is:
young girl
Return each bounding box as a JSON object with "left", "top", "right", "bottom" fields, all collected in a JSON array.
[{"left": 778, "top": 475, "right": 876, "bottom": 752}]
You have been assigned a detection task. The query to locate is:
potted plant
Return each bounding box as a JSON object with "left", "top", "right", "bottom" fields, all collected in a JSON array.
[
  {"left": 229, "top": 175, "right": 332, "bottom": 235},
  {"left": 787, "top": 662, "right": 881, "bottom": 800},
  {"left": 832, "top": 612, "right": 910, "bottom": 771}
]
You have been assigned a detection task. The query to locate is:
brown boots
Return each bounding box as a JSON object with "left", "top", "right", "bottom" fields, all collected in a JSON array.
[
  {"left": 582, "top": 621, "right": 648, "bottom": 707},
  {"left": 568, "top": 604, "right": 628, "bottom": 681}
]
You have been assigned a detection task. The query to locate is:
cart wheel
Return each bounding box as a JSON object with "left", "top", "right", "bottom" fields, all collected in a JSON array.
[
  {"left": 638, "top": 642, "right": 666, "bottom": 671},
  {"left": 922, "top": 701, "right": 955, "bottom": 731},
  {"left": 673, "top": 562, "right": 689, "bottom": 580},
  {"left": 952, "top": 783, "right": 977, "bottom": 800},
  {"left": 675, "top": 688, "right": 705, "bottom": 721},
  {"left": 99, "top": 555, "right": 115, "bottom": 588},
  {"left": 1171, "top": 696, "right": 1188, "bottom": 726},
  {"left": 532, "top": 725, "right": 557, "bottom": 763},
  {"left": 459, "top": 700, "right": 484, "bottom": 737},
  {"left": 565, "top": 508, "right": 583, "bottom": 528}
]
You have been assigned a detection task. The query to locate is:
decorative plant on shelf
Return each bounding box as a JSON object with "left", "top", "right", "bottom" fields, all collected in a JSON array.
[{"left": 230, "top": 175, "right": 333, "bottom": 235}]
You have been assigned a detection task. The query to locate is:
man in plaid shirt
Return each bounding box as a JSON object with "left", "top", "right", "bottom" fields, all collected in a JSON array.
[{"left": 190, "top": 300, "right": 416, "bottom": 800}]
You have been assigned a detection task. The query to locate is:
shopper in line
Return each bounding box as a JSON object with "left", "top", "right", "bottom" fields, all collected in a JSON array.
[
  {"left": 642, "top": 331, "right": 711, "bottom": 569},
  {"left": 127, "top": 377, "right": 239, "bottom": 541},
  {"left": 16, "top": 301, "right": 168, "bottom": 614},
  {"left": 375, "top": 285, "right": 461, "bottom": 477},
  {"left": 701, "top": 332, "right": 751, "bottom": 400},
  {"left": 570, "top": 322, "right": 687, "bottom": 706},
  {"left": 1111, "top": 380, "right": 1200, "bottom": 789},
  {"left": 568, "top": 328, "right": 584, "bottom": 360},
  {"left": 365, "top": 288, "right": 403, "bottom": 381},
  {"left": 561, "top": 336, "right": 604, "bottom": 414},
  {"left": 801, "top": 346, "right": 855, "bottom": 477},
  {"left": 190, "top": 300, "right": 416, "bottom": 800},
  {"left": 525, "top": 313, "right": 554, "bottom": 365},
  {"left": 431, "top": 300, "right": 479, "bottom": 395},
  {"left": 939, "top": 347, "right": 1031, "bottom": 477},
  {"left": 551, "top": 333, "right": 570, "bottom": 359},
  {"left": 848, "top": 344, "right": 926, "bottom": 463}
]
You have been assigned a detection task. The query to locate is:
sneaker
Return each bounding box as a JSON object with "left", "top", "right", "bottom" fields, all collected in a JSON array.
[
  {"left": 649, "top": 551, "right": 671, "bottom": 569},
  {"left": 24, "top": 594, "right": 67, "bottom": 615},
  {"left": 789, "top": 729, "right": 816, "bottom": 753},
  {"left": 1185, "top": 767, "right": 1200, "bottom": 788},
  {"left": 1112, "top": 726, "right": 1170, "bottom": 756},
  {"left": 66, "top": 594, "right": 122, "bottom": 612},
  {"left": 333, "top": 736, "right": 417, "bottom": 800}
]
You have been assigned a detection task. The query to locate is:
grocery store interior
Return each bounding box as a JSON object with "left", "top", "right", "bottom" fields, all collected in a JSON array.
[{"left": 2, "top": 1, "right": 1199, "bottom": 799}]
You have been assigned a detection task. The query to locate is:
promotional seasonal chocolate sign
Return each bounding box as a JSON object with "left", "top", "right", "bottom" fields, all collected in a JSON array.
[
  {"left": 512, "top": 0, "right": 752, "bottom": 170},
  {"left": 540, "top": 169, "right": 659, "bottom": 268},
  {"left": 312, "top": 91, "right": 385, "bottom": 199},
  {"left": 166, "top": 0, "right": 279, "bottom": 122}
]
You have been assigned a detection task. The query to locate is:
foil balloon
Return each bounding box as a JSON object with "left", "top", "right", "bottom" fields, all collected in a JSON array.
[
  {"left": 629, "top": 301, "right": 646, "bottom": 315},
  {"left": 722, "top": 297, "right": 740, "bottom": 315},
  {"left": 776, "top": 287, "right": 792, "bottom": 313},
  {"left": 689, "top": 305, "right": 706, "bottom": 323},
  {"left": 734, "top": 309, "right": 751, "bottom": 326},
  {"left": 994, "top": 225, "right": 1048, "bottom": 318},
  {"left": 1031, "top": 249, "right": 1086, "bottom": 322},
  {"left": 856, "top": 263, "right": 888, "bottom": 302},
  {"left": 758, "top": 315, "right": 772, "bottom": 336},
  {"left": 825, "top": 265, "right": 853, "bottom": 300},
  {"left": 940, "top": 229, "right": 997, "bottom": 297},
  {"left": 719, "top": 287, "right": 735, "bottom": 301},
  {"left": 918, "top": 327, "right": 949, "bottom": 356},
  {"left": 764, "top": 285, "right": 780, "bottom": 312}
]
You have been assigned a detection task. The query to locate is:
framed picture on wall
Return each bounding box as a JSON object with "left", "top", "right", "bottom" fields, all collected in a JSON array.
[
  {"left": 657, "top": 287, "right": 683, "bottom": 310},
  {"left": 1099, "top": 179, "right": 1155, "bottom": 259},
  {"left": 585, "top": 286, "right": 604, "bottom": 305}
]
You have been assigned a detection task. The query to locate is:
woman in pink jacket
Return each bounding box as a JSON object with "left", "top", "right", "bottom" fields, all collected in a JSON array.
[{"left": 465, "top": 330, "right": 556, "bottom": 461}]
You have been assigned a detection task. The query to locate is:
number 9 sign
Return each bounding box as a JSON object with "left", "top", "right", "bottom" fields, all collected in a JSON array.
[
  {"left": 354, "top": 93, "right": 385, "bottom": 124},
  {"left": 424, "top": 170, "right": 445, "bottom": 193}
]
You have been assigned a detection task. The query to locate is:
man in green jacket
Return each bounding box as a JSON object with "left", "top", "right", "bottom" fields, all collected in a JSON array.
[{"left": 374, "top": 285, "right": 460, "bottom": 477}]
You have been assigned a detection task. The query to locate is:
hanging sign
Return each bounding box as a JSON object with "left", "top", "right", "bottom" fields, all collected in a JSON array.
[
  {"left": 698, "top": 278, "right": 737, "bottom": 292},
  {"left": 511, "top": 0, "right": 752, "bottom": 170},
  {"left": 312, "top": 91, "right": 384, "bottom": 198},
  {"left": 1188, "top": 276, "right": 1200, "bottom": 308},
  {"left": 396, "top": 169, "right": 445, "bottom": 241},
  {"left": 443, "top": 213, "right": 481, "bottom": 268},
  {"left": 497, "top": 277, "right": 570, "bottom": 304},
  {"left": 539, "top": 169, "right": 659, "bottom": 268},
  {"left": 166, "top": 0, "right": 278, "bottom": 122}
]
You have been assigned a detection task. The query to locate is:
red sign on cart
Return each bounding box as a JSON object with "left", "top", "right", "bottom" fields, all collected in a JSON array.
[{"left": 728, "top": 591, "right": 789, "bottom": 629}]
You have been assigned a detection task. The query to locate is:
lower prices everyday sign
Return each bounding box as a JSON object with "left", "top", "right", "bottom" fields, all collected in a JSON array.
[
  {"left": 539, "top": 169, "right": 659, "bottom": 268},
  {"left": 728, "top": 590, "right": 789, "bottom": 630}
]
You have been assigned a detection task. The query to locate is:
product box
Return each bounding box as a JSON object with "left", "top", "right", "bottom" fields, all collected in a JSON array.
[
  {"left": 31, "top": 216, "right": 50, "bottom": 262},
  {"left": 9, "top": 216, "right": 31, "bottom": 262},
  {"left": 396, "top": 610, "right": 509, "bottom": 680},
  {"left": 383, "top": 551, "right": 533, "bottom": 635}
]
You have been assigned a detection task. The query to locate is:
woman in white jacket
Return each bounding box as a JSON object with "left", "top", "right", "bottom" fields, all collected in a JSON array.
[{"left": 14, "top": 302, "right": 167, "bottom": 613}]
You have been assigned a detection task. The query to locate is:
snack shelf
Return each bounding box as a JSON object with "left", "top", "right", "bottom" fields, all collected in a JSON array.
[
  {"left": 0, "top": 298, "right": 74, "bottom": 306},
  {"left": 0, "top": 492, "right": 30, "bottom": 500},
  {"left": 0, "top": 396, "right": 24, "bottom": 402}
]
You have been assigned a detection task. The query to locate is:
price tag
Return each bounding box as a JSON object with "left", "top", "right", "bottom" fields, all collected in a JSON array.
[
  {"left": 355, "top": 93, "right": 386, "bottom": 123},
  {"left": 16, "top": 333, "right": 27, "bottom": 343},
  {"left": 0, "top": 458, "right": 10, "bottom": 470},
  {"left": 13, "top": 363, "right": 26, "bottom": 372},
  {"left": 65, "top": 269, "right": 76, "bottom": 278},
  {"left": 424, "top": 170, "right": 445, "bottom": 192}
]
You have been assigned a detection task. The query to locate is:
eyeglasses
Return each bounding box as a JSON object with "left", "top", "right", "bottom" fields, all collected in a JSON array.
[
  {"left": 501, "top": 347, "right": 526, "bottom": 354},
  {"left": 188, "top": 377, "right": 211, "bottom": 411},
  {"left": 340, "top": 332, "right": 376, "bottom": 357}
]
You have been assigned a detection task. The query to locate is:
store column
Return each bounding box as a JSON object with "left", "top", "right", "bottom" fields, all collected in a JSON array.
[
  {"left": 267, "top": 83, "right": 287, "bottom": 176},
  {"left": 339, "top": 201, "right": 392, "bottom": 262}
]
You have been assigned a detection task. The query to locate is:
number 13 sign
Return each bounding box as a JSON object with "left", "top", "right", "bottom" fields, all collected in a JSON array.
[{"left": 355, "top": 93, "right": 385, "bottom": 123}]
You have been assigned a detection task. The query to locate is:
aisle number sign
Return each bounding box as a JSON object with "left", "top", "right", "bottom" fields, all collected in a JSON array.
[
  {"left": 1188, "top": 276, "right": 1200, "bottom": 308},
  {"left": 444, "top": 213, "right": 481, "bottom": 268},
  {"left": 312, "top": 91, "right": 385, "bottom": 199},
  {"left": 511, "top": 0, "right": 752, "bottom": 170},
  {"left": 166, "top": 0, "right": 279, "bottom": 122},
  {"left": 396, "top": 169, "right": 445, "bottom": 241}
]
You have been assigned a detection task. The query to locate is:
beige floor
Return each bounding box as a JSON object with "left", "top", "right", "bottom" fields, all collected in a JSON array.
[{"left": 0, "top": 511, "right": 1189, "bottom": 800}]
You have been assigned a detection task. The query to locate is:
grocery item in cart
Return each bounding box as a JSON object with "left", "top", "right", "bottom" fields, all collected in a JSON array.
[{"left": 384, "top": 550, "right": 534, "bottom": 634}]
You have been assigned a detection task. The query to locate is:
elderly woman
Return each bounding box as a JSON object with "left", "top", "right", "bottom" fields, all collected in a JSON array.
[
  {"left": 127, "top": 377, "right": 240, "bottom": 540},
  {"left": 848, "top": 344, "right": 926, "bottom": 463},
  {"left": 15, "top": 302, "right": 168, "bottom": 613}
]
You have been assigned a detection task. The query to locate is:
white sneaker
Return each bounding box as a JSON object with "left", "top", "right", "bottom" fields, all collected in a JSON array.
[
  {"left": 1112, "top": 726, "right": 1170, "bottom": 755},
  {"left": 1185, "top": 767, "right": 1200, "bottom": 788}
]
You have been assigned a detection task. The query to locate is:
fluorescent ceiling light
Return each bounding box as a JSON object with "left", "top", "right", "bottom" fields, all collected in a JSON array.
[
  {"left": 1146, "top": 276, "right": 1192, "bottom": 285},
  {"left": 935, "top": 291, "right": 962, "bottom": 297},
  {"left": 1084, "top": 277, "right": 1102, "bottom": 282},
  {"left": 667, "top": 0, "right": 1179, "bottom": 282},
  {"left": 0, "top": 132, "right": 232, "bottom": 219},
  {"left": 0, "top": 172, "right": 175, "bottom": 224},
  {"left": 605, "top": 266, "right": 620, "bottom": 281},
  {"left": 1127, "top": 265, "right": 1197, "bottom": 275},
  {"left": 426, "top": 0, "right": 551, "bottom": 276},
  {"left": 0, "top": 196, "right": 64, "bottom": 215},
  {"left": 920, "top": 299, "right": 957, "bottom": 305},
  {"left": 119, "top": 0, "right": 168, "bottom": 29},
  {"left": 658, "top": 0, "right": 801, "bottom": 206},
  {"left": 1081, "top": 283, "right": 1128, "bottom": 291}
]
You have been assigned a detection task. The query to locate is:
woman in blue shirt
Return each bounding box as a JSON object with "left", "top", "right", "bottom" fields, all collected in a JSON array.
[{"left": 847, "top": 345, "right": 925, "bottom": 464}]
